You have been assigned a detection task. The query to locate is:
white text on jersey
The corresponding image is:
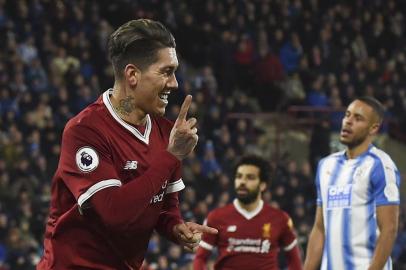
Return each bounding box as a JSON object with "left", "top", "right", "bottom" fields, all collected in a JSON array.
[{"left": 124, "top": 161, "right": 138, "bottom": 170}]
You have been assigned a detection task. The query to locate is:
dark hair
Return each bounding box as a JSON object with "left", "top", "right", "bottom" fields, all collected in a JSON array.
[
  {"left": 108, "top": 19, "right": 176, "bottom": 78},
  {"left": 356, "top": 96, "right": 385, "bottom": 123},
  {"left": 234, "top": 155, "right": 271, "bottom": 183}
]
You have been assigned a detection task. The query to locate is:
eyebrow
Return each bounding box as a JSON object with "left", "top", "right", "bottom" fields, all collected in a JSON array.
[
  {"left": 346, "top": 109, "right": 367, "bottom": 119},
  {"left": 236, "top": 172, "right": 257, "bottom": 177},
  {"left": 160, "top": 65, "right": 178, "bottom": 72},
  {"left": 353, "top": 112, "right": 365, "bottom": 119}
]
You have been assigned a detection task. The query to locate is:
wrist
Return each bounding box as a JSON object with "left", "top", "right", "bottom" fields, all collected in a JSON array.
[
  {"left": 367, "top": 264, "right": 379, "bottom": 270},
  {"left": 167, "top": 149, "right": 183, "bottom": 161},
  {"left": 171, "top": 222, "right": 184, "bottom": 243}
]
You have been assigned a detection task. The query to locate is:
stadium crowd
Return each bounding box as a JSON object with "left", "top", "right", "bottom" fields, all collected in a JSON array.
[{"left": 0, "top": 0, "right": 405, "bottom": 269}]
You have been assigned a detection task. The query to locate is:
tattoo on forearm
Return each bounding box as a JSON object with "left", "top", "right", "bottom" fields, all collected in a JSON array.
[{"left": 115, "top": 96, "right": 136, "bottom": 116}]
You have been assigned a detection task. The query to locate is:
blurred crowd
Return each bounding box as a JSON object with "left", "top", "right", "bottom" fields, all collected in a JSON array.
[{"left": 0, "top": 0, "right": 405, "bottom": 269}]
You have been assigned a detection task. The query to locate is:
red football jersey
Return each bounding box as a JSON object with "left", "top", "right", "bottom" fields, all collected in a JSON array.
[
  {"left": 199, "top": 200, "right": 297, "bottom": 270},
  {"left": 37, "top": 89, "right": 185, "bottom": 270}
]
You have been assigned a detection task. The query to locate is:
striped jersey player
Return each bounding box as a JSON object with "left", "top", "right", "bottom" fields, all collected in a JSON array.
[{"left": 304, "top": 97, "right": 401, "bottom": 270}]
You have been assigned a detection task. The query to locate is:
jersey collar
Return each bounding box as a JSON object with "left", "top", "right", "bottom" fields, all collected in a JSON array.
[
  {"left": 233, "top": 199, "right": 264, "bottom": 220},
  {"left": 342, "top": 144, "right": 374, "bottom": 163},
  {"left": 102, "top": 89, "right": 152, "bottom": 145}
]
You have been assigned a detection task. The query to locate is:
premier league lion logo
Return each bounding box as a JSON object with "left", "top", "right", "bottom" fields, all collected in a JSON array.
[
  {"left": 81, "top": 152, "right": 93, "bottom": 167},
  {"left": 76, "top": 147, "right": 99, "bottom": 172}
]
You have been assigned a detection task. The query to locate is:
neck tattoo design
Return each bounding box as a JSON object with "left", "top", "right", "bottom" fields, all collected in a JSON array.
[{"left": 114, "top": 96, "right": 136, "bottom": 116}]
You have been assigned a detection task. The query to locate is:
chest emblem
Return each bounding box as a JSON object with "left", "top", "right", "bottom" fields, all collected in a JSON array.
[
  {"left": 227, "top": 225, "right": 237, "bottom": 232},
  {"left": 327, "top": 184, "right": 352, "bottom": 209},
  {"left": 124, "top": 160, "right": 138, "bottom": 170},
  {"left": 262, "top": 223, "right": 271, "bottom": 238}
]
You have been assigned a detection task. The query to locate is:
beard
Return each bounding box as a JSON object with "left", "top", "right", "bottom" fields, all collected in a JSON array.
[
  {"left": 236, "top": 185, "right": 261, "bottom": 205},
  {"left": 339, "top": 133, "right": 368, "bottom": 149}
]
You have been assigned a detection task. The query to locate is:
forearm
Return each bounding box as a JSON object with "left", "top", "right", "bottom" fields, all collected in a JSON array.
[
  {"left": 369, "top": 205, "right": 399, "bottom": 270},
  {"left": 368, "top": 229, "right": 397, "bottom": 270},
  {"left": 304, "top": 227, "right": 324, "bottom": 270},
  {"left": 91, "top": 151, "right": 180, "bottom": 232},
  {"left": 155, "top": 192, "right": 183, "bottom": 243},
  {"left": 193, "top": 247, "right": 211, "bottom": 270}
]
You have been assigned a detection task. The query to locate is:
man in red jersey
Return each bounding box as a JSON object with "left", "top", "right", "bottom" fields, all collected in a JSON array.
[
  {"left": 194, "top": 155, "right": 303, "bottom": 270},
  {"left": 37, "top": 19, "right": 217, "bottom": 270}
]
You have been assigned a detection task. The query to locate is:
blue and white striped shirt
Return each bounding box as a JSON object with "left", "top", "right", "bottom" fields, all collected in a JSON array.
[{"left": 316, "top": 145, "right": 401, "bottom": 270}]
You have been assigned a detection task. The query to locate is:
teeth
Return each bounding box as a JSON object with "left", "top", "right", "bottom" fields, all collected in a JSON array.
[{"left": 159, "top": 92, "right": 170, "bottom": 100}]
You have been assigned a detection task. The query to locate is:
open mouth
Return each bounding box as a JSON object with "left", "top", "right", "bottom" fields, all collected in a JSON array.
[
  {"left": 341, "top": 128, "right": 352, "bottom": 136},
  {"left": 159, "top": 91, "right": 170, "bottom": 103}
]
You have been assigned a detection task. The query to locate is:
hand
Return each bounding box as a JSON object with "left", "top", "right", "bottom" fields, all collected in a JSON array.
[
  {"left": 173, "top": 222, "right": 218, "bottom": 252},
  {"left": 167, "top": 95, "right": 198, "bottom": 160}
]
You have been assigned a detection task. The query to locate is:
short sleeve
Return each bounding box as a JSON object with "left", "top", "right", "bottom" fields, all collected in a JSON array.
[
  {"left": 279, "top": 212, "right": 297, "bottom": 251},
  {"left": 166, "top": 163, "right": 185, "bottom": 194},
  {"left": 199, "top": 212, "right": 219, "bottom": 251},
  {"left": 371, "top": 159, "right": 400, "bottom": 206},
  {"left": 59, "top": 124, "right": 121, "bottom": 206}
]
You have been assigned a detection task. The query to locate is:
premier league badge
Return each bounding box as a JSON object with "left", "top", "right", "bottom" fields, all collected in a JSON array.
[{"left": 76, "top": 147, "right": 99, "bottom": 172}]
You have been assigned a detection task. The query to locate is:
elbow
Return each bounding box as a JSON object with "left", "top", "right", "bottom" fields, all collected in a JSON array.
[
  {"left": 99, "top": 212, "right": 131, "bottom": 233},
  {"left": 94, "top": 198, "right": 142, "bottom": 233},
  {"left": 388, "top": 224, "right": 398, "bottom": 238},
  {"left": 381, "top": 223, "right": 398, "bottom": 241},
  {"left": 90, "top": 187, "right": 144, "bottom": 233}
]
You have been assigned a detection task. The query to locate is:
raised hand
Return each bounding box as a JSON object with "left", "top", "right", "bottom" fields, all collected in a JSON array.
[
  {"left": 167, "top": 95, "right": 198, "bottom": 160},
  {"left": 173, "top": 222, "right": 218, "bottom": 252}
]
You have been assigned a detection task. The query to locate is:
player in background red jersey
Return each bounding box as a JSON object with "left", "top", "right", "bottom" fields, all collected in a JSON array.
[
  {"left": 194, "top": 155, "right": 303, "bottom": 270},
  {"left": 37, "top": 19, "right": 217, "bottom": 270}
]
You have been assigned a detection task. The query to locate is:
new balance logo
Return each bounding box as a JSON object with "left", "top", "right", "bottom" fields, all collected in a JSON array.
[{"left": 124, "top": 161, "right": 138, "bottom": 170}]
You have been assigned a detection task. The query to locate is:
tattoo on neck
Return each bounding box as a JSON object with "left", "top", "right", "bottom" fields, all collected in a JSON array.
[{"left": 115, "top": 96, "right": 136, "bottom": 116}]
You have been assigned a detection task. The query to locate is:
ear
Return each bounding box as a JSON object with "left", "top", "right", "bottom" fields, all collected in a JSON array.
[
  {"left": 369, "top": 122, "right": 381, "bottom": 136},
  {"left": 260, "top": 182, "right": 267, "bottom": 193},
  {"left": 124, "top": 64, "right": 141, "bottom": 87}
]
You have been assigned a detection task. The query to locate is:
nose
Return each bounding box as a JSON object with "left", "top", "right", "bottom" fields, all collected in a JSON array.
[
  {"left": 237, "top": 177, "right": 248, "bottom": 185},
  {"left": 167, "top": 73, "right": 178, "bottom": 89},
  {"left": 343, "top": 115, "right": 353, "bottom": 126},
  {"left": 345, "top": 116, "right": 353, "bottom": 126}
]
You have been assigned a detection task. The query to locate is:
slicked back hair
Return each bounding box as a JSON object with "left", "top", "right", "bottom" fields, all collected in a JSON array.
[
  {"left": 356, "top": 96, "right": 385, "bottom": 124},
  {"left": 234, "top": 155, "right": 271, "bottom": 184},
  {"left": 108, "top": 19, "right": 176, "bottom": 78}
]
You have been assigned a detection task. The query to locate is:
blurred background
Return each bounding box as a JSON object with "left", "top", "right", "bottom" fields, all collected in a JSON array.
[{"left": 0, "top": 0, "right": 405, "bottom": 269}]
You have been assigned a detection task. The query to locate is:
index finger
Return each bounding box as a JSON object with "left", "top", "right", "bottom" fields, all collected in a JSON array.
[
  {"left": 177, "top": 95, "right": 192, "bottom": 121},
  {"left": 191, "top": 224, "right": 218, "bottom": 235}
]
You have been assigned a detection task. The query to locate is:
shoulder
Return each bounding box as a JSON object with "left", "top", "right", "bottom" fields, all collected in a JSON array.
[
  {"left": 322, "top": 151, "right": 344, "bottom": 163},
  {"left": 263, "top": 204, "right": 290, "bottom": 221},
  {"left": 207, "top": 204, "right": 235, "bottom": 221},
  {"left": 66, "top": 110, "right": 100, "bottom": 134},
  {"left": 316, "top": 151, "right": 344, "bottom": 172},
  {"left": 369, "top": 146, "right": 398, "bottom": 171},
  {"left": 63, "top": 102, "right": 108, "bottom": 144}
]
